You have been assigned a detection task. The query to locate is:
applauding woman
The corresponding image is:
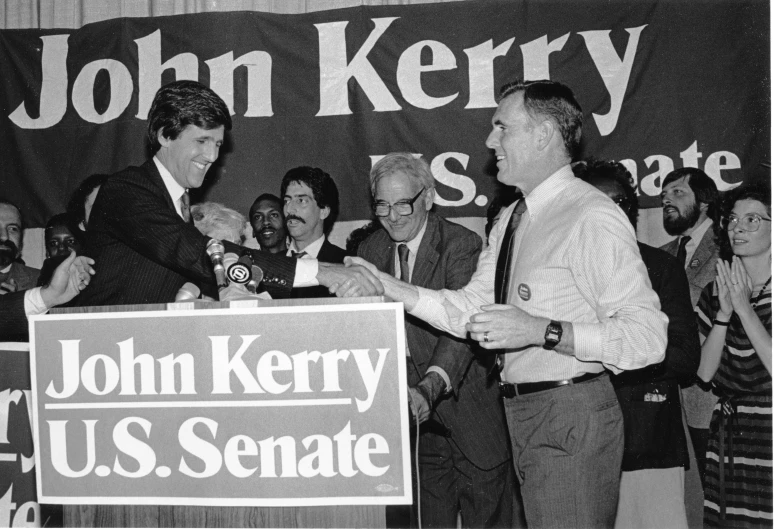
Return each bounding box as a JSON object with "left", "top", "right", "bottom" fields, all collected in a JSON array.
[{"left": 697, "top": 181, "right": 772, "bottom": 527}]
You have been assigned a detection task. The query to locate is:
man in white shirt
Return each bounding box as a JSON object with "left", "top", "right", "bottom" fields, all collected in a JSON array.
[
  {"left": 659, "top": 168, "right": 720, "bottom": 496},
  {"left": 281, "top": 166, "right": 347, "bottom": 298},
  {"left": 349, "top": 79, "right": 667, "bottom": 528}
]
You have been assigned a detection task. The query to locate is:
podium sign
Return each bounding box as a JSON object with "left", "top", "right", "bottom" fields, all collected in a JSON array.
[{"left": 29, "top": 303, "right": 411, "bottom": 507}]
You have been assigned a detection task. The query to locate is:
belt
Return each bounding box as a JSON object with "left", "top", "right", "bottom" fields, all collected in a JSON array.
[{"left": 499, "top": 371, "right": 604, "bottom": 398}]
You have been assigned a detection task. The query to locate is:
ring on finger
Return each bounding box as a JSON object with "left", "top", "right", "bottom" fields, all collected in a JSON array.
[{"left": 483, "top": 331, "right": 490, "bottom": 343}]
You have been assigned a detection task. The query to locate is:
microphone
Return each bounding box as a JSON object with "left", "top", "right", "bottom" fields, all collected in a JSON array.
[
  {"left": 175, "top": 282, "right": 201, "bottom": 301},
  {"left": 227, "top": 255, "right": 253, "bottom": 285},
  {"left": 247, "top": 265, "right": 264, "bottom": 294},
  {"left": 205, "top": 239, "right": 228, "bottom": 289}
]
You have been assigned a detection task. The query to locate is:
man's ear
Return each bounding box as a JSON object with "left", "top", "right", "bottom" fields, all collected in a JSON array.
[
  {"left": 320, "top": 206, "right": 331, "bottom": 220},
  {"left": 424, "top": 188, "right": 436, "bottom": 211},
  {"left": 698, "top": 201, "right": 709, "bottom": 213},
  {"left": 535, "top": 119, "right": 556, "bottom": 152},
  {"left": 158, "top": 129, "right": 171, "bottom": 148}
]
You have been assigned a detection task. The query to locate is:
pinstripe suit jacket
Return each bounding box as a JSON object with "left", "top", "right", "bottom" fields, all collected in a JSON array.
[
  {"left": 0, "top": 291, "right": 27, "bottom": 340},
  {"left": 358, "top": 212, "right": 511, "bottom": 470},
  {"left": 660, "top": 226, "right": 719, "bottom": 307},
  {"left": 76, "top": 160, "right": 296, "bottom": 307}
]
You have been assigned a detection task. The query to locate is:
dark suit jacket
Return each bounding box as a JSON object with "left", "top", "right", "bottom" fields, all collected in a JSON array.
[
  {"left": 0, "top": 291, "right": 28, "bottom": 341},
  {"left": 661, "top": 226, "right": 719, "bottom": 307},
  {"left": 289, "top": 238, "right": 347, "bottom": 299},
  {"left": 612, "top": 243, "right": 700, "bottom": 471},
  {"left": 76, "top": 160, "right": 296, "bottom": 306},
  {"left": 359, "top": 212, "right": 510, "bottom": 470}
]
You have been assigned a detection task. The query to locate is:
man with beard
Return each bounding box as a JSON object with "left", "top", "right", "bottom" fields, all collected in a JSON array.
[
  {"left": 659, "top": 167, "right": 719, "bottom": 501},
  {"left": 282, "top": 167, "right": 347, "bottom": 298},
  {"left": 249, "top": 193, "right": 287, "bottom": 254},
  {"left": 0, "top": 200, "right": 40, "bottom": 294}
]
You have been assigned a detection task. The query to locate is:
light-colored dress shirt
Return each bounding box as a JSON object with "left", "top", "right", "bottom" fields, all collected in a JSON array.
[
  {"left": 287, "top": 235, "right": 325, "bottom": 259},
  {"left": 410, "top": 165, "right": 667, "bottom": 383},
  {"left": 153, "top": 157, "right": 319, "bottom": 287},
  {"left": 23, "top": 288, "right": 47, "bottom": 316}
]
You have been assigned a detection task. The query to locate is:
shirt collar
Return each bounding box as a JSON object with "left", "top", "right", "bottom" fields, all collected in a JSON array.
[
  {"left": 288, "top": 234, "right": 325, "bottom": 258},
  {"left": 153, "top": 156, "right": 186, "bottom": 206},
  {"left": 522, "top": 164, "right": 575, "bottom": 218},
  {"left": 687, "top": 216, "right": 713, "bottom": 244}
]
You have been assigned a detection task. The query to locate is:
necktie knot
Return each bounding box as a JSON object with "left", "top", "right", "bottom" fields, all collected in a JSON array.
[
  {"left": 676, "top": 235, "right": 691, "bottom": 266},
  {"left": 291, "top": 250, "right": 307, "bottom": 259}
]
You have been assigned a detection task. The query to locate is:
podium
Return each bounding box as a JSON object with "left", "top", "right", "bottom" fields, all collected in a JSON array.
[{"left": 31, "top": 298, "right": 411, "bottom": 527}]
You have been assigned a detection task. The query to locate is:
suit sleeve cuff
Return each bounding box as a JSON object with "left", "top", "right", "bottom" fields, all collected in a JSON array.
[
  {"left": 293, "top": 259, "right": 319, "bottom": 288},
  {"left": 425, "top": 366, "right": 451, "bottom": 394}
]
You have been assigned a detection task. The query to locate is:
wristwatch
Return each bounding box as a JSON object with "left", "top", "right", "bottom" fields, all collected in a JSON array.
[{"left": 543, "top": 320, "right": 563, "bottom": 350}]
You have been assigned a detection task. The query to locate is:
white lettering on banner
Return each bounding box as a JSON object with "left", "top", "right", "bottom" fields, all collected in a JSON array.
[
  {"left": 48, "top": 419, "right": 98, "bottom": 477},
  {"left": 0, "top": 485, "right": 40, "bottom": 528},
  {"left": 176, "top": 419, "right": 389, "bottom": 479},
  {"left": 135, "top": 30, "right": 198, "bottom": 120},
  {"left": 316, "top": 18, "right": 403, "bottom": 116},
  {"left": 8, "top": 35, "right": 69, "bottom": 129},
  {"left": 579, "top": 25, "right": 647, "bottom": 136},
  {"left": 44, "top": 337, "right": 388, "bottom": 412},
  {"left": 620, "top": 139, "right": 742, "bottom": 196},
  {"left": 9, "top": 24, "right": 649, "bottom": 130},
  {"left": 396, "top": 40, "right": 458, "bottom": 109},
  {"left": 520, "top": 33, "right": 570, "bottom": 81}
]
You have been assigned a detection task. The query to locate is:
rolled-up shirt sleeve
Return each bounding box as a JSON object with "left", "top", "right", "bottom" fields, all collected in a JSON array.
[{"left": 570, "top": 207, "right": 668, "bottom": 372}]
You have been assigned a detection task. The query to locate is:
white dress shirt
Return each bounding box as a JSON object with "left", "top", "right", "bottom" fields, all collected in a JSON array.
[
  {"left": 410, "top": 165, "right": 667, "bottom": 383},
  {"left": 24, "top": 287, "right": 47, "bottom": 316},
  {"left": 153, "top": 157, "right": 319, "bottom": 287},
  {"left": 287, "top": 235, "right": 325, "bottom": 259}
]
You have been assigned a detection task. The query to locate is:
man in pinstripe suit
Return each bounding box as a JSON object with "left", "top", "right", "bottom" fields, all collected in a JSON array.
[
  {"left": 76, "top": 81, "right": 381, "bottom": 307},
  {"left": 358, "top": 153, "right": 514, "bottom": 528}
]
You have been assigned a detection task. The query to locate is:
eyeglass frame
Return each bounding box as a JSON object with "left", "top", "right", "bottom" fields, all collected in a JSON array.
[
  {"left": 720, "top": 213, "right": 772, "bottom": 232},
  {"left": 372, "top": 188, "right": 427, "bottom": 218}
]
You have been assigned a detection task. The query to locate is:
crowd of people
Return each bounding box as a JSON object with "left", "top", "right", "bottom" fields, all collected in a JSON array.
[{"left": 0, "top": 78, "right": 770, "bottom": 528}]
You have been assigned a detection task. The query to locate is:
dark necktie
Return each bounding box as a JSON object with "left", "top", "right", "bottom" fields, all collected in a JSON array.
[
  {"left": 180, "top": 191, "right": 191, "bottom": 223},
  {"left": 291, "top": 250, "right": 307, "bottom": 259},
  {"left": 397, "top": 244, "right": 410, "bottom": 282},
  {"left": 492, "top": 198, "right": 527, "bottom": 376},
  {"left": 676, "top": 235, "right": 691, "bottom": 268},
  {"left": 494, "top": 199, "right": 528, "bottom": 304}
]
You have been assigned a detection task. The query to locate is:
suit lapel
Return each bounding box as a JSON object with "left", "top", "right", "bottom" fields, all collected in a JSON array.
[
  {"left": 688, "top": 228, "right": 717, "bottom": 273},
  {"left": 411, "top": 213, "right": 439, "bottom": 288}
]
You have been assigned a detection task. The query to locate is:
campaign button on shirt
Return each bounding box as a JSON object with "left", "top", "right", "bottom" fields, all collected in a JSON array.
[{"left": 518, "top": 283, "right": 531, "bottom": 301}]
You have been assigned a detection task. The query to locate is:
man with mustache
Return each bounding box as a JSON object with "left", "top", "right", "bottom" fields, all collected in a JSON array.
[
  {"left": 0, "top": 200, "right": 40, "bottom": 295},
  {"left": 282, "top": 166, "right": 347, "bottom": 298},
  {"left": 659, "top": 168, "right": 720, "bottom": 494},
  {"left": 249, "top": 193, "right": 287, "bottom": 254}
]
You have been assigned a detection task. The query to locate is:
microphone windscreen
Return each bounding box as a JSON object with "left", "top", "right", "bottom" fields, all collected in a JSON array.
[
  {"left": 175, "top": 282, "right": 201, "bottom": 301},
  {"left": 251, "top": 265, "right": 264, "bottom": 286}
]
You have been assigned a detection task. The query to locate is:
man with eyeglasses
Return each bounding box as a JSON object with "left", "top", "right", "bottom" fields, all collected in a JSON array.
[
  {"left": 659, "top": 167, "right": 720, "bottom": 500},
  {"left": 357, "top": 152, "right": 515, "bottom": 528},
  {"left": 348, "top": 80, "right": 667, "bottom": 528}
]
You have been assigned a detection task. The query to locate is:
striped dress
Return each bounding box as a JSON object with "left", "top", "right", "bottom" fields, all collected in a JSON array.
[{"left": 696, "top": 281, "right": 772, "bottom": 527}]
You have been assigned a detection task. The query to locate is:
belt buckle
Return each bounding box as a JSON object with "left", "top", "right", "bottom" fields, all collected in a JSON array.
[{"left": 499, "top": 382, "right": 517, "bottom": 399}]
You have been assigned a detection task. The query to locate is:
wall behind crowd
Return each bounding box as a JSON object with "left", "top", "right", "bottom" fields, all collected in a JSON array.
[{"left": 2, "top": 0, "right": 766, "bottom": 268}]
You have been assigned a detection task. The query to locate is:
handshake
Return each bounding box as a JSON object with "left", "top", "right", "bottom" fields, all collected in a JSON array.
[{"left": 317, "top": 257, "right": 385, "bottom": 298}]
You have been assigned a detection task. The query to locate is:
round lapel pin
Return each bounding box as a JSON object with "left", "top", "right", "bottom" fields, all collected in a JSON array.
[{"left": 518, "top": 283, "right": 531, "bottom": 301}]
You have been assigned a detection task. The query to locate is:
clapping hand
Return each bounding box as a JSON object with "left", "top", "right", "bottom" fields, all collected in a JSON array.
[
  {"left": 0, "top": 278, "right": 17, "bottom": 295},
  {"left": 716, "top": 258, "right": 753, "bottom": 319}
]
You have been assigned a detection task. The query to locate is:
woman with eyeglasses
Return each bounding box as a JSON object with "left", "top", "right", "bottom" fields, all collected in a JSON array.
[{"left": 696, "top": 180, "right": 771, "bottom": 527}]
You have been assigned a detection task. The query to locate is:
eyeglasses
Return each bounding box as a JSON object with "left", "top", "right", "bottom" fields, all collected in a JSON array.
[
  {"left": 373, "top": 188, "right": 426, "bottom": 217},
  {"left": 721, "top": 213, "right": 772, "bottom": 232}
]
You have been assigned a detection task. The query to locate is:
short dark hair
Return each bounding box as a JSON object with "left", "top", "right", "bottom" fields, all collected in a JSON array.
[
  {"left": 573, "top": 158, "right": 639, "bottom": 229},
  {"left": 249, "top": 193, "right": 283, "bottom": 218},
  {"left": 0, "top": 199, "right": 23, "bottom": 230},
  {"left": 716, "top": 179, "right": 771, "bottom": 262},
  {"left": 499, "top": 79, "right": 583, "bottom": 158},
  {"left": 66, "top": 173, "right": 110, "bottom": 229},
  {"left": 662, "top": 168, "right": 719, "bottom": 221},
  {"left": 146, "top": 80, "right": 232, "bottom": 153},
  {"left": 280, "top": 167, "right": 340, "bottom": 233}
]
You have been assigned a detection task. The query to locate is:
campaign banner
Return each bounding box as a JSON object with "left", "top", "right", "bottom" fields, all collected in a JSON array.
[
  {"left": 0, "top": 0, "right": 768, "bottom": 228},
  {"left": 29, "top": 303, "right": 411, "bottom": 506},
  {"left": 0, "top": 343, "right": 41, "bottom": 526}
]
